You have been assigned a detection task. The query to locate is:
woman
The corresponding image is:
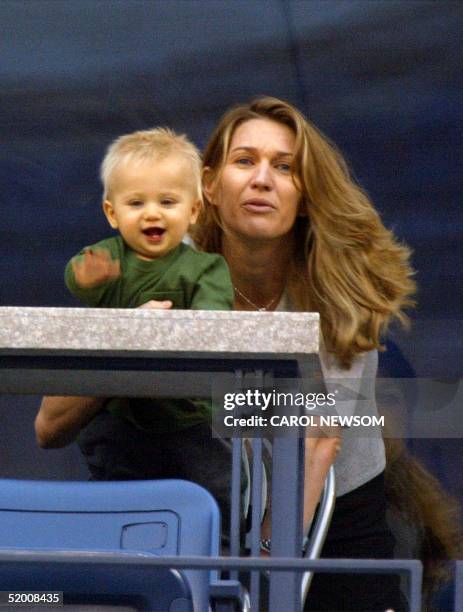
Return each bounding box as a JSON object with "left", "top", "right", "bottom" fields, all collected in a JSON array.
[
  {"left": 195, "top": 96, "right": 415, "bottom": 611},
  {"left": 37, "top": 96, "right": 415, "bottom": 610}
]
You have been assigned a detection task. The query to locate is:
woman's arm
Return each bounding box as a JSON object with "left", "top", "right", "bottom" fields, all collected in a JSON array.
[
  {"left": 35, "top": 396, "right": 104, "bottom": 449},
  {"left": 36, "top": 300, "right": 173, "bottom": 449},
  {"left": 303, "top": 434, "right": 341, "bottom": 533},
  {"left": 261, "top": 430, "right": 341, "bottom": 548}
]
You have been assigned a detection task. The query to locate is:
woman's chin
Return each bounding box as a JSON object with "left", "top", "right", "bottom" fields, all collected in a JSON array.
[{"left": 237, "top": 225, "right": 294, "bottom": 244}]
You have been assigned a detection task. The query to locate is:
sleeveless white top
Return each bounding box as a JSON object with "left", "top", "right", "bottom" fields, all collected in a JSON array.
[{"left": 276, "top": 293, "right": 385, "bottom": 497}]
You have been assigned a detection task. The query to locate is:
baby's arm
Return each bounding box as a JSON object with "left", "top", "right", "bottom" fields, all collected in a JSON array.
[
  {"left": 65, "top": 246, "right": 121, "bottom": 307},
  {"left": 71, "top": 248, "right": 120, "bottom": 289}
]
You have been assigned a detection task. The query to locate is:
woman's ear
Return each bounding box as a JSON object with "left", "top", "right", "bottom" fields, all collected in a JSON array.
[
  {"left": 103, "top": 200, "right": 119, "bottom": 229},
  {"left": 202, "top": 166, "right": 217, "bottom": 206}
]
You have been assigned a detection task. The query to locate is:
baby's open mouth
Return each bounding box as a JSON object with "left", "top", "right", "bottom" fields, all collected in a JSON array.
[
  {"left": 142, "top": 227, "right": 165, "bottom": 237},
  {"left": 142, "top": 227, "right": 165, "bottom": 243}
]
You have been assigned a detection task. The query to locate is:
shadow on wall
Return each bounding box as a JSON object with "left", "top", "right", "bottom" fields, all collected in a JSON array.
[{"left": 380, "top": 340, "right": 463, "bottom": 504}]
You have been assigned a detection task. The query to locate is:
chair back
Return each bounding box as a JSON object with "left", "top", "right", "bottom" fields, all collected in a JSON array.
[{"left": 0, "top": 478, "right": 221, "bottom": 611}]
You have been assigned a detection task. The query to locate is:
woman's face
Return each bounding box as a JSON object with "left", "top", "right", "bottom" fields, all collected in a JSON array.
[{"left": 208, "top": 118, "right": 302, "bottom": 243}]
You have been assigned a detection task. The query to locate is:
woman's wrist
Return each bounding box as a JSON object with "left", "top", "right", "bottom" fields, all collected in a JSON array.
[
  {"left": 259, "top": 536, "right": 309, "bottom": 555},
  {"left": 260, "top": 539, "right": 272, "bottom": 554}
]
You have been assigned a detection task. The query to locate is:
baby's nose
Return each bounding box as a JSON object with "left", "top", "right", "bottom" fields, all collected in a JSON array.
[{"left": 143, "top": 203, "right": 162, "bottom": 218}]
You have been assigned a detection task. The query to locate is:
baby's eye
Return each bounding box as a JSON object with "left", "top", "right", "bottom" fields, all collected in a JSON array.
[
  {"left": 160, "top": 198, "right": 176, "bottom": 205},
  {"left": 129, "top": 200, "right": 144, "bottom": 207}
]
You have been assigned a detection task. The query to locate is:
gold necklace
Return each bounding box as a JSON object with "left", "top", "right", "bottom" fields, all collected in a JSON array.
[{"left": 233, "top": 285, "right": 280, "bottom": 311}]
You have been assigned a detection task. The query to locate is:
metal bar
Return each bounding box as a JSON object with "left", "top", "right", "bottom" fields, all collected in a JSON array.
[
  {"left": 249, "top": 437, "right": 263, "bottom": 610},
  {"left": 0, "top": 369, "right": 216, "bottom": 397},
  {"left": 0, "top": 354, "right": 307, "bottom": 373},
  {"left": 0, "top": 550, "right": 423, "bottom": 572},
  {"left": 0, "top": 551, "right": 423, "bottom": 610},
  {"left": 229, "top": 369, "right": 244, "bottom": 581},
  {"left": 455, "top": 561, "right": 463, "bottom": 612},
  {"left": 269, "top": 436, "right": 304, "bottom": 611},
  {"left": 0, "top": 355, "right": 304, "bottom": 396},
  {"left": 408, "top": 557, "right": 424, "bottom": 612},
  {"left": 230, "top": 437, "right": 242, "bottom": 582},
  {"left": 245, "top": 368, "right": 265, "bottom": 611}
]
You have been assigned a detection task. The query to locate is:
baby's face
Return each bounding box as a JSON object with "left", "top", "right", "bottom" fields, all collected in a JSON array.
[{"left": 103, "top": 154, "right": 200, "bottom": 259}]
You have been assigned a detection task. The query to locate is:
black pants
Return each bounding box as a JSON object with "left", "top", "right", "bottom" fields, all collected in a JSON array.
[
  {"left": 304, "top": 472, "right": 407, "bottom": 612},
  {"left": 77, "top": 410, "right": 244, "bottom": 539}
]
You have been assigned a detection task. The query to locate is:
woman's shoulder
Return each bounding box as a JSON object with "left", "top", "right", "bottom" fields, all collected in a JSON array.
[{"left": 319, "top": 340, "right": 378, "bottom": 379}]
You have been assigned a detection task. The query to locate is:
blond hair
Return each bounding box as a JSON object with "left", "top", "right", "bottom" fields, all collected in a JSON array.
[
  {"left": 100, "top": 127, "right": 202, "bottom": 202},
  {"left": 194, "top": 96, "right": 416, "bottom": 368}
]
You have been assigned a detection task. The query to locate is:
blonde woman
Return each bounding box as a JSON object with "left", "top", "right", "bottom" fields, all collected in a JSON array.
[{"left": 194, "top": 96, "right": 414, "bottom": 611}]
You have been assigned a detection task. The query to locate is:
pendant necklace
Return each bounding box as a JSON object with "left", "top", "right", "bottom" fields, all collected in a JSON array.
[{"left": 233, "top": 285, "right": 280, "bottom": 311}]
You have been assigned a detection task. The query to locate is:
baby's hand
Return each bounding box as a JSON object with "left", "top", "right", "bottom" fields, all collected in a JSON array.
[
  {"left": 138, "top": 300, "right": 173, "bottom": 309},
  {"left": 72, "top": 248, "right": 121, "bottom": 288}
]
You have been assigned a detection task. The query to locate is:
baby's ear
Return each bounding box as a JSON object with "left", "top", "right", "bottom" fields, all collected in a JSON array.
[
  {"left": 189, "top": 199, "right": 201, "bottom": 225},
  {"left": 103, "top": 200, "right": 118, "bottom": 229}
]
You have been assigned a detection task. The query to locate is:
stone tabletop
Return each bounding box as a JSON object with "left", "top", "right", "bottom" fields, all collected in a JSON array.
[{"left": 0, "top": 307, "right": 319, "bottom": 360}]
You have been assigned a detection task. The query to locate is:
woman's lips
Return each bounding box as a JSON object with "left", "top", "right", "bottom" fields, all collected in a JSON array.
[{"left": 241, "top": 198, "right": 275, "bottom": 213}]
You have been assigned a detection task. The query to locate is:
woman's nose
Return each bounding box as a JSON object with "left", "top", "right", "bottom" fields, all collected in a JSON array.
[{"left": 250, "top": 162, "right": 273, "bottom": 190}]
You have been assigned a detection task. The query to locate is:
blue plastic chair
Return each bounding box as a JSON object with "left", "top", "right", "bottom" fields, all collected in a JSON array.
[{"left": 0, "top": 478, "right": 233, "bottom": 611}]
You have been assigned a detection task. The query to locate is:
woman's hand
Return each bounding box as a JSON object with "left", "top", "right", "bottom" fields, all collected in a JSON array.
[
  {"left": 36, "top": 302, "right": 173, "bottom": 450},
  {"left": 35, "top": 396, "right": 104, "bottom": 448}
]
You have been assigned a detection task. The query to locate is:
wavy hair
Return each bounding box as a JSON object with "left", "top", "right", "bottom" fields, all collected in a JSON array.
[{"left": 194, "top": 96, "right": 416, "bottom": 367}]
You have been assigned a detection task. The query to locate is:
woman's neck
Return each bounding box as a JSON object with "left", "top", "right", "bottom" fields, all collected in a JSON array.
[{"left": 222, "top": 233, "right": 294, "bottom": 311}]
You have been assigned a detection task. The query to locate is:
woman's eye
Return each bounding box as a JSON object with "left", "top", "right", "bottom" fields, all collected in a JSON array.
[
  {"left": 276, "top": 162, "right": 291, "bottom": 173},
  {"left": 235, "top": 157, "right": 253, "bottom": 166}
]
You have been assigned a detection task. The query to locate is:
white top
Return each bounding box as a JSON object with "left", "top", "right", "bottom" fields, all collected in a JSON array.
[{"left": 276, "top": 294, "right": 385, "bottom": 497}]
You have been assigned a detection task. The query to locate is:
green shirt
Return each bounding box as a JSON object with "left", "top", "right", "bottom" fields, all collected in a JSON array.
[
  {"left": 65, "top": 236, "right": 233, "bottom": 432},
  {"left": 65, "top": 236, "right": 233, "bottom": 310}
]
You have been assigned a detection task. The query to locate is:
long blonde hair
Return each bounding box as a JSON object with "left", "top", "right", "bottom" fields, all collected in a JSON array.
[{"left": 194, "top": 96, "right": 416, "bottom": 367}]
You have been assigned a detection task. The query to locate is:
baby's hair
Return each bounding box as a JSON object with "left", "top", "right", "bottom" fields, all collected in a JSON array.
[{"left": 100, "top": 127, "right": 202, "bottom": 202}]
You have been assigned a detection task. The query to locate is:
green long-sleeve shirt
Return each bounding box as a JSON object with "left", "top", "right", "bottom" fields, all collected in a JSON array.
[{"left": 65, "top": 236, "right": 234, "bottom": 432}]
